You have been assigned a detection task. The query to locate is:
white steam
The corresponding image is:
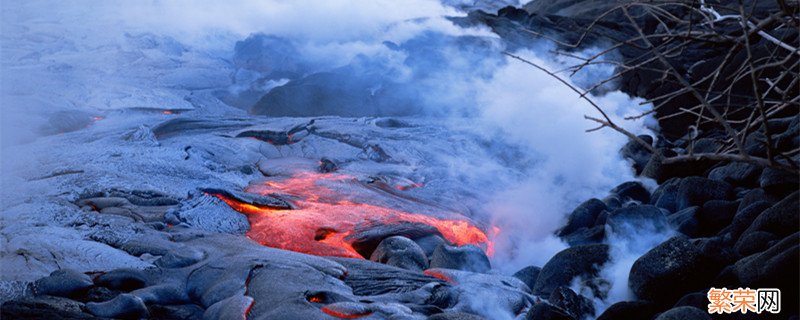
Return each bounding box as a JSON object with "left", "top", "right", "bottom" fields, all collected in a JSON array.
[{"left": 475, "top": 49, "right": 654, "bottom": 271}]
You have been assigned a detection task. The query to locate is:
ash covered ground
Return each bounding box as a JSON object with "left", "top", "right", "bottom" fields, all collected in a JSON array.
[{"left": 1, "top": 0, "right": 798, "bottom": 319}]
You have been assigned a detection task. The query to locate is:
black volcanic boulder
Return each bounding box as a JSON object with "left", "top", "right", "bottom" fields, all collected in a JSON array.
[
  {"left": 692, "top": 237, "right": 737, "bottom": 272},
  {"left": 734, "top": 232, "right": 799, "bottom": 296},
  {"left": 729, "top": 200, "right": 773, "bottom": 240},
  {"left": 651, "top": 176, "right": 733, "bottom": 212},
  {"left": 549, "top": 286, "right": 594, "bottom": 320},
  {"left": 674, "top": 177, "right": 733, "bottom": 211},
  {"left": 596, "top": 300, "right": 659, "bottom": 320},
  {"left": 610, "top": 181, "right": 651, "bottom": 204},
  {"left": 650, "top": 177, "right": 681, "bottom": 212},
  {"left": 1, "top": 296, "right": 94, "bottom": 319},
  {"left": 740, "top": 191, "right": 799, "bottom": 240},
  {"left": 370, "top": 236, "right": 429, "bottom": 271},
  {"left": 732, "top": 232, "right": 800, "bottom": 315},
  {"left": 708, "top": 162, "right": 761, "bottom": 187},
  {"left": 561, "top": 225, "right": 605, "bottom": 246},
  {"left": 512, "top": 266, "right": 542, "bottom": 292},
  {"left": 414, "top": 234, "right": 447, "bottom": 258},
  {"left": 533, "top": 244, "right": 609, "bottom": 296},
  {"left": 606, "top": 205, "right": 669, "bottom": 238},
  {"left": 759, "top": 167, "right": 799, "bottom": 196},
  {"left": 524, "top": 302, "right": 574, "bottom": 320},
  {"left": 734, "top": 231, "right": 777, "bottom": 257},
  {"left": 668, "top": 206, "right": 701, "bottom": 237},
  {"left": 620, "top": 136, "right": 653, "bottom": 175},
  {"left": 654, "top": 306, "right": 710, "bottom": 320},
  {"left": 428, "top": 311, "right": 486, "bottom": 320},
  {"left": 429, "top": 244, "right": 491, "bottom": 273},
  {"left": 33, "top": 269, "right": 93, "bottom": 298},
  {"left": 697, "top": 200, "right": 738, "bottom": 235},
  {"left": 86, "top": 293, "right": 149, "bottom": 319},
  {"left": 673, "top": 291, "right": 708, "bottom": 310},
  {"left": 95, "top": 268, "right": 148, "bottom": 291},
  {"left": 629, "top": 236, "right": 713, "bottom": 303},
  {"left": 558, "top": 198, "right": 607, "bottom": 236}
]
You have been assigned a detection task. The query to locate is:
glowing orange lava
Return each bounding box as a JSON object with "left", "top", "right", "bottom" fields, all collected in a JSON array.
[
  {"left": 424, "top": 269, "right": 458, "bottom": 284},
  {"left": 214, "top": 171, "right": 494, "bottom": 259},
  {"left": 320, "top": 306, "right": 372, "bottom": 319}
]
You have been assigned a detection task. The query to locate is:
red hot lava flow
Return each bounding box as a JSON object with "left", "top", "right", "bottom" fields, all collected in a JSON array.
[{"left": 214, "top": 171, "right": 495, "bottom": 259}]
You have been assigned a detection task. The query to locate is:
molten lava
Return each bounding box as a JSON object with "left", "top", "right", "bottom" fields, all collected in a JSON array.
[
  {"left": 424, "top": 269, "right": 458, "bottom": 284},
  {"left": 214, "top": 171, "right": 494, "bottom": 259},
  {"left": 320, "top": 306, "right": 372, "bottom": 319}
]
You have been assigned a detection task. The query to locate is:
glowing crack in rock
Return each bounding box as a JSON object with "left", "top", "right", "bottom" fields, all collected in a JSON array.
[{"left": 213, "top": 171, "right": 495, "bottom": 258}]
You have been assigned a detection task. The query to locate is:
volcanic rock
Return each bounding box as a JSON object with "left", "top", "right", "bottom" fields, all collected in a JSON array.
[
  {"left": 596, "top": 300, "right": 659, "bottom": 320},
  {"left": 200, "top": 188, "right": 292, "bottom": 210},
  {"left": 548, "top": 286, "right": 594, "bottom": 320},
  {"left": 131, "top": 283, "right": 187, "bottom": 305},
  {"left": 512, "top": 266, "right": 541, "bottom": 291},
  {"left": 640, "top": 148, "right": 677, "bottom": 182},
  {"left": 734, "top": 232, "right": 799, "bottom": 291},
  {"left": 696, "top": 200, "right": 738, "bottom": 236},
  {"left": 95, "top": 268, "right": 148, "bottom": 291},
  {"left": 729, "top": 200, "right": 773, "bottom": 240},
  {"left": 651, "top": 176, "right": 734, "bottom": 212},
  {"left": 333, "top": 258, "right": 444, "bottom": 296},
  {"left": 692, "top": 236, "right": 737, "bottom": 271},
  {"left": 561, "top": 225, "right": 605, "bottom": 246},
  {"left": 85, "top": 293, "right": 149, "bottom": 319},
  {"left": 76, "top": 197, "right": 133, "bottom": 210},
  {"left": 0, "top": 296, "right": 93, "bottom": 319},
  {"left": 524, "top": 302, "right": 574, "bottom": 320},
  {"left": 740, "top": 192, "right": 799, "bottom": 239},
  {"left": 318, "top": 157, "right": 338, "bottom": 173},
  {"left": 33, "top": 269, "right": 93, "bottom": 298},
  {"left": 154, "top": 247, "right": 206, "bottom": 268},
  {"left": 672, "top": 291, "right": 708, "bottom": 311},
  {"left": 558, "top": 198, "right": 606, "bottom": 236},
  {"left": 733, "top": 234, "right": 800, "bottom": 314},
  {"left": 674, "top": 177, "right": 734, "bottom": 211},
  {"left": 620, "top": 135, "right": 653, "bottom": 175},
  {"left": 532, "top": 244, "right": 609, "bottom": 296},
  {"left": 349, "top": 222, "right": 444, "bottom": 258},
  {"left": 605, "top": 205, "right": 669, "bottom": 239},
  {"left": 738, "top": 188, "right": 779, "bottom": 210},
  {"left": 734, "top": 231, "right": 777, "bottom": 257},
  {"left": 428, "top": 311, "right": 486, "bottom": 319},
  {"left": 40, "top": 110, "right": 95, "bottom": 136},
  {"left": 708, "top": 162, "right": 761, "bottom": 187},
  {"left": 629, "top": 236, "right": 712, "bottom": 303},
  {"left": 429, "top": 244, "right": 491, "bottom": 273},
  {"left": 415, "top": 235, "right": 448, "bottom": 258},
  {"left": 370, "top": 236, "right": 429, "bottom": 271},
  {"left": 650, "top": 177, "right": 681, "bottom": 212},
  {"left": 759, "top": 167, "right": 799, "bottom": 196},
  {"left": 83, "top": 286, "right": 119, "bottom": 303},
  {"left": 610, "top": 181, "right": 651, "bottom": 204},
  {"left": 668, "top": 206, "right": 701, "bottom": 237},
  {"left": 202, "top": 294, "right": 254, "bottom": 320},
  {"left": 149, "top": 304, "right": 205, "bottom": 320},
  {"left": 654, "top": 306, "right": 710, "bottom": 320}
]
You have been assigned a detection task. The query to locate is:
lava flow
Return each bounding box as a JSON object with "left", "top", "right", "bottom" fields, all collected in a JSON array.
[{"left": 213, "top": 171, "right": 494, "bottom": 259}]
